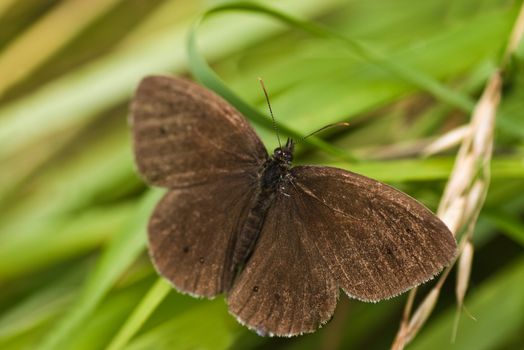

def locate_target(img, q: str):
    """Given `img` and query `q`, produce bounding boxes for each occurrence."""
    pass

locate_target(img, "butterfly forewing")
[227,193,339,337]
[131,76,268,188]
[290,165,457,301]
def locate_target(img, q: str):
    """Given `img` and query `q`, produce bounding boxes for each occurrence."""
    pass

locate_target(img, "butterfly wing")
[227,165,456,336]
[130,75,268,188]
[289,165,457,302]
[132,76,269,297]
[227,193,339,336]
[149,174,256,298]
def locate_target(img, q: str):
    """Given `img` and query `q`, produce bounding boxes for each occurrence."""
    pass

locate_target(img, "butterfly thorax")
[225,142,294,290]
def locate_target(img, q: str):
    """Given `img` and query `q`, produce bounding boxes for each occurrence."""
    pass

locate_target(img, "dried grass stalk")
[456,240,474,309]
[390,2,524,347]
[392,69,501,350]
[422,125,469,157]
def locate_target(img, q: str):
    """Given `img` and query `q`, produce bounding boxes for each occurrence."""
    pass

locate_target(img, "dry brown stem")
[391,2,524,347]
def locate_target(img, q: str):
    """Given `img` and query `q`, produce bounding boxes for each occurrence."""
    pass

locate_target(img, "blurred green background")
[0,0,523,349]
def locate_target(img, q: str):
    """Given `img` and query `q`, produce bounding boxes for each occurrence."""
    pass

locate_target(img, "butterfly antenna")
[258,77,282,148]
[296,122,350,145]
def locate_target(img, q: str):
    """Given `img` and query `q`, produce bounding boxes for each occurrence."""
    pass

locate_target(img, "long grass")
[0,0,523,349]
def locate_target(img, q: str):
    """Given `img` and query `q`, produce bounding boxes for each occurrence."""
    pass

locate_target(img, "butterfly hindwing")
[289,165,457,301]
[149,173,257,298]
[227,192,339,336]
[130,75,268,188]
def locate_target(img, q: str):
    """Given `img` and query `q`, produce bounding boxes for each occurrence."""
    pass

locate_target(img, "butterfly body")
[228,139,294,289]
[131,76,457,337]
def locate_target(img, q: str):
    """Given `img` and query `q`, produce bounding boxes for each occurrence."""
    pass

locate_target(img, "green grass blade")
[483,210,524,246]
[187,4,356,162]
[107,278,171,350]
[36,189,163,350]
[326,156,524,182]
[0,0,344,163]
[189,1,480,117]
[410,257,524,350]
[0,276,77,342]
[0,202,133,281]
[125,299,239,350]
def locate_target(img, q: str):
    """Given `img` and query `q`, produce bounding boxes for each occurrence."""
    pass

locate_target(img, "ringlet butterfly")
[130,76,456,337]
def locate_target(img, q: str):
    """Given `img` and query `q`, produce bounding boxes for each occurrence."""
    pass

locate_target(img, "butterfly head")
[273,138,294,164]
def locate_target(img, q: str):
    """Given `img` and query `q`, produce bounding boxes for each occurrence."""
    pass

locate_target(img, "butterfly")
[130,76,457,337]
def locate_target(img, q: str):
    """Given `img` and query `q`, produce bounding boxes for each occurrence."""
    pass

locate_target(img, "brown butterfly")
[130,76,456,337]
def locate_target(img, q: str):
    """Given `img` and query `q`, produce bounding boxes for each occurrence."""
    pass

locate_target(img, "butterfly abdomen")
[227,159,288,288]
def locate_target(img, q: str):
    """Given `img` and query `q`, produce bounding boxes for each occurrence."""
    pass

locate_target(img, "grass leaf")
[36,189,163,350]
